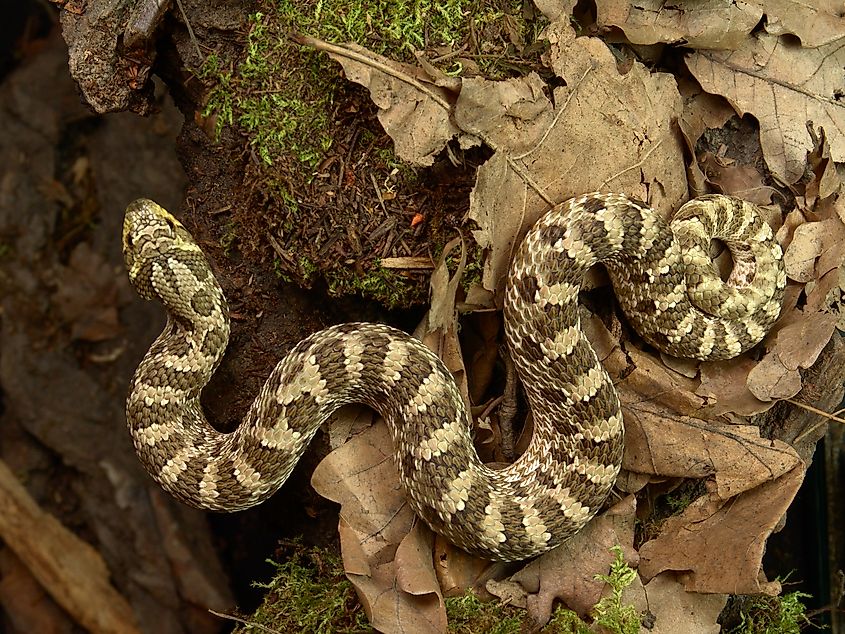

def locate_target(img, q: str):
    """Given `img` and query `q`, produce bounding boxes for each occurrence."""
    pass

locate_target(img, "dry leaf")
[678,79,737,153]
[433,540,502,599]
[418,237,472,408]
[746,310,839,401]
[613,346,707,417]
[805,126,842,203]
[622,399,800,498]
[486,496,637,622]
[635,572,728,634]
[294,35,463,166]
[532,0,577,23]
[595,0,762,49]
[783,220,840,282]
[463,18,687,296]
[696,356,772,416]
[698,152,772,205]
[638,464,804,594]
[686,32,845,183]
[311,412,446,633]
[427,237,466,333]
[751,0,845,48]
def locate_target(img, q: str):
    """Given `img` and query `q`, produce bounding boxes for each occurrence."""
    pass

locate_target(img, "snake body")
[123,194,784,561]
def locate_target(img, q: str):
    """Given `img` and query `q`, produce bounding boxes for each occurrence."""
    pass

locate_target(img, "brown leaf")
[638,464,804,594]
[783,221,829,282]
[678,79,737,154]
[744,353,802,401]
[595,0,762,49]
[746,310,839,401]
[613,347,706,417]
[486,496,637,622]
[686,32,845,183]
[622,400,801,498]
[294,35,464,167]
[698,151,773,205]
[427,237,465,333]
[696,356,773,416]
[635,572,727,634]
[805,126,842,203]
[311,412,446,633]
[433,539,503,599]
[463,18,686,297]
[751,0,845,48]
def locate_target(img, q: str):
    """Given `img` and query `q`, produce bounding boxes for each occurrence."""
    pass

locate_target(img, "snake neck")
[126,282,232,495]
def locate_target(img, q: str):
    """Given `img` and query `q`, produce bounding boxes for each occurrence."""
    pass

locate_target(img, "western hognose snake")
[123,194,785,561]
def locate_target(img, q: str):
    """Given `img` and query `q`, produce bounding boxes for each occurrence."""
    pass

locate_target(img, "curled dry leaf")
[594,0,762,49]
[678,79,737,153]
[696,356,773,416]
[686,32,845,184]
[805,126,841,203]
[311,412,446,633]
[638,464,804,594]
[783,220,840,282]
[418,235,471,409]
[486,495,637,622]
[612,346,706,417]
[293,35,464,167]
[621,400,800,499]
[697,152,772,205]
[746,310,839,401]
[751,0,845,48]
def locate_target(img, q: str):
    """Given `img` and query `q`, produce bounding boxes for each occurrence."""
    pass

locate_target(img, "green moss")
[592,545,641,634]
[220,220,240,255]
[445,593,604,633]
[234,544,649,633]
[327,262,421,308]
[726,591,814,634]
[200,0,546,169]
[545,606,592,633]
[200,1,472,169]
[298,255,318,279]
[233,547,369,633]
[445,593,524,633]
[663,478,706,515]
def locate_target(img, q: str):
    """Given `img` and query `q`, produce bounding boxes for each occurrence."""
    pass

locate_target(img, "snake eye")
[125,233,134,248]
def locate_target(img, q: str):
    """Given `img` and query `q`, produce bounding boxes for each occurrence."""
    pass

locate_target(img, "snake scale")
[123,193,785,561]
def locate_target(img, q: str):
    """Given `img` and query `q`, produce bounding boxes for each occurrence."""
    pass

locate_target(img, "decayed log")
[0,459,140,634]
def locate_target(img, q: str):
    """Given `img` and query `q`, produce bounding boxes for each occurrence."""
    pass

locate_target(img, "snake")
[122,193,785,561]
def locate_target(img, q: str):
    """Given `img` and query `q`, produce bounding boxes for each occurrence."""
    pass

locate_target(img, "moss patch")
[721,589,815,634]
[231,547,369,633]
[232,544,646,632]
[197,0,548,307]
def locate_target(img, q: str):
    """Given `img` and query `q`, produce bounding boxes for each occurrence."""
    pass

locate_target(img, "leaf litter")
[295,4,845,632]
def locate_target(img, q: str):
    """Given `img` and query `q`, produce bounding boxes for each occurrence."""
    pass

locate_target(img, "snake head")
[123,198,210,303]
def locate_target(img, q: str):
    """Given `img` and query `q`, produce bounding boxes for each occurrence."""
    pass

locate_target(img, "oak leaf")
[686,32,845,183]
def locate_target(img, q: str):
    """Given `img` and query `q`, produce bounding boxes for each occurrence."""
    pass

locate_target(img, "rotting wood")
[0,459,140,634]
